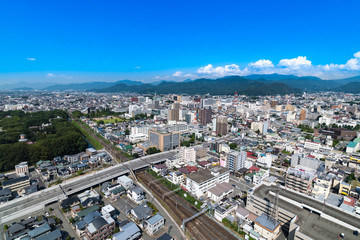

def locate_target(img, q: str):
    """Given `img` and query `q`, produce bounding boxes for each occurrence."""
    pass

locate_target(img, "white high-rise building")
[227,150,247,172]
[180,147,196,163]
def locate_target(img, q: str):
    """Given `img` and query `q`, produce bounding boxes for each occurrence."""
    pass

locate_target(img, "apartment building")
[227,150,247,172]
[185,166,230,198]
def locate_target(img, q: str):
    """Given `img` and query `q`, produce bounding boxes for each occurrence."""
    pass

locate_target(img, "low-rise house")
[117,175,134,189]
[102,204,117,217]
[61,196,80,210]
[167,171,184,185]
[130,202,152,222]
[0,188,13,203]
[145,214,165,235]
[235,206,250,221]
[113,222,141,240]
[128,185,146,204]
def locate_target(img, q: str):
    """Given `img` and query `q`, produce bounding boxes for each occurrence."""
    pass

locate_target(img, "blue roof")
[254,214,280,232]
[27,223,51,238]
[347,142,357,148]
[84,211,101,224]
[146,214,164,225]
[113,222,141,240]
[36,229,62,240]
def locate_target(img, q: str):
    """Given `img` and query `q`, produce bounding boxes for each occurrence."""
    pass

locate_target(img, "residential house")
[145,214,165,235]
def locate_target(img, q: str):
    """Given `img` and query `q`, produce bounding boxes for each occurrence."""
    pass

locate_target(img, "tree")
[229,142,237,150]
[4,224,8,230]
[132,153,139,158]
[125,129,130,135]
[146,147,161,155]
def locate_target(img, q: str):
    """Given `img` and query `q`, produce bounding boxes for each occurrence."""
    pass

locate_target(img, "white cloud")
[172,71,183,77]
[249,59,274,68]
[26,58,36,61]
[354,51,360,59]
[154,51,360,80]
[278,56,311,69]
[135,66,141,69]
[47,73,55,78]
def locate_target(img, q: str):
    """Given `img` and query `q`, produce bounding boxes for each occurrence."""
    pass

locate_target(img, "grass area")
[147,169,203,209]
[222,218,254,240]
[72,121,103,150]
[101,118,126,124]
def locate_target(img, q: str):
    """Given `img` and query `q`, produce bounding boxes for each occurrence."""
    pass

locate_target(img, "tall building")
[216,116,228,136]
[180,147,196,163]
[198,108,212,126]
[227,150,247,172]
[168,109,180,121]
[149,128,180,151]
[154,100,160,109]
[251,121,268,135]
[299,109,306,120]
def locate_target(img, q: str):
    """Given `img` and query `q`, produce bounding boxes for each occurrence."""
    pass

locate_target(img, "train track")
[137,171,238,240]
[68,111,130,162]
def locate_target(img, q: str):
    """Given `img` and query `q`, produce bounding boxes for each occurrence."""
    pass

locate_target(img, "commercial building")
[251,121,269,135]
[185,166,230,198]
[149,127,180,152]
[299,109,306,121]
[216,116,228,136]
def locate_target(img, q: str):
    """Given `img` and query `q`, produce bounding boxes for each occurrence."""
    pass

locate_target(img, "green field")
[72,121,103,150]
[99,118,126,124]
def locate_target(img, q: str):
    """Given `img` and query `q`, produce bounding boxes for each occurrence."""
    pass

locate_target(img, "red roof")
[249,166,260,172]
[198,161,209,167]
[307,155,315,158]
[343,196,357,207]
[186,166,198,172]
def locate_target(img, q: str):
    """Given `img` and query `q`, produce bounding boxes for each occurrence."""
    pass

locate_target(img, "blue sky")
[0,0,360,84]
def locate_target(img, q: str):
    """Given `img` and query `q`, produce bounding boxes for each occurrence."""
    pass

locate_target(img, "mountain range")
[2,74,360,95]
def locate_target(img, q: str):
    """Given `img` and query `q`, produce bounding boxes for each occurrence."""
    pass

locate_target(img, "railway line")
[137,170,238,240]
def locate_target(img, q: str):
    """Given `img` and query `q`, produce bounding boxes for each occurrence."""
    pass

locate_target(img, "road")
[0,151,177,225]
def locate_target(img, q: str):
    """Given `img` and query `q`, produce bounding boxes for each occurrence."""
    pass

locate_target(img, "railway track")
[137,171,238,240]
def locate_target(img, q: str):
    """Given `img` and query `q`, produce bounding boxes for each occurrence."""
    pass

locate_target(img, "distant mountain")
[93,76,301,95]
[43,80,142,91]
[12,87,34,91]
[243,74,341,91]
[332,82,360,93]
[332,75,360,85]
[0,81,56,90]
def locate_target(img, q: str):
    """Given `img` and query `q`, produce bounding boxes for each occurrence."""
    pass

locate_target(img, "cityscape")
[1,1,360,240]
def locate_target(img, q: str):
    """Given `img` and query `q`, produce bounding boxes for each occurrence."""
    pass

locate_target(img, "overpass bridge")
[0,151,177,224]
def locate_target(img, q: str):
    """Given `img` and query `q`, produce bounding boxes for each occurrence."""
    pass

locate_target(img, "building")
[227,150,247,172]
[2,176,30,192]
[185,166,230,198]
[15,162,29,176]
[251,121,268,135]
[180,147,196,163]
[207,182,233,202]
[291,154,321,170]
[286,167,315,194]
[113,222,141,240]
[339,181,351,196]
[117,175,134,189]
[299,109,306,121]
[216,116,228,136]
[198,108,212,126]
[149,127,180,152]
[168,109,180,121]
[85,214,115,240]
[253,214,281,240]
[145,214,165,235]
